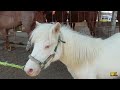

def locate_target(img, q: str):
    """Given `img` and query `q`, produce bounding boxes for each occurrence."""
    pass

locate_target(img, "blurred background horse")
[44,11,68,24]
[68,11,98,36]
[0,11,46,50]
[44,11,98,37]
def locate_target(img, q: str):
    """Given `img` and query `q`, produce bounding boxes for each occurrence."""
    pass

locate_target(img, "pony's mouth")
[24,69,41,77]
[26,73,38,77]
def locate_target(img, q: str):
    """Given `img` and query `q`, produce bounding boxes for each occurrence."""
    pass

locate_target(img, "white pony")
[24,21,120,79]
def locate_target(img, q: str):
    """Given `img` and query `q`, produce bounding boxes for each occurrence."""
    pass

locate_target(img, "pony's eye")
[45,45,50,49]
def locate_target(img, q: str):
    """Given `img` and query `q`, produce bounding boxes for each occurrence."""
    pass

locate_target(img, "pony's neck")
[59,26,103,69]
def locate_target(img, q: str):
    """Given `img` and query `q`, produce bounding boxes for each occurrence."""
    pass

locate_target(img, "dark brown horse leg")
[119,23,120,32]
[69,22,72,28]
[63,22,67,25]
[92,22,96,37]
[91,29,96,37]
[3,29,11,50]
[73,23,75,30]
[90,27,96,37]
[69,22,76,31]
[87,22,96,37]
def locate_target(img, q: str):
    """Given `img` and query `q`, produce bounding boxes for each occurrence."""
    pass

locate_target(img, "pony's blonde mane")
[60,25,103,67]
[29,23,53,45]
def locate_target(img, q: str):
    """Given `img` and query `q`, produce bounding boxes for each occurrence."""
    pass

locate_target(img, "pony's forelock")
[29,23,55,45]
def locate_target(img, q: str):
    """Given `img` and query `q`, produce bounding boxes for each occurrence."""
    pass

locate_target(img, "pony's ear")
[49,22,61,42]
[52,22,61,34]
[35,21,41,27]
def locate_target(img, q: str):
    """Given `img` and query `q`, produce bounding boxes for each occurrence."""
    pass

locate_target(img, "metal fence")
[45,11,119,39]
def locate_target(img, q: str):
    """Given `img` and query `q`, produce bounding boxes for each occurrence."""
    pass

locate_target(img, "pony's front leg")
[74,72,97,79]
[76,68,97,79]
[76,73,97,79]
[68,67,97,79]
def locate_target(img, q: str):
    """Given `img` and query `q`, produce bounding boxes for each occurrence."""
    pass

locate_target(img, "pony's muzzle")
[24,67,41,77]
[26,68,33,75]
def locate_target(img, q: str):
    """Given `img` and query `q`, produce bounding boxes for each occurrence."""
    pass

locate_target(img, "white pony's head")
[24,21,64,77]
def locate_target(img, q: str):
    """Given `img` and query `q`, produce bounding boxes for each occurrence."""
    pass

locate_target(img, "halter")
[28,35,66,70]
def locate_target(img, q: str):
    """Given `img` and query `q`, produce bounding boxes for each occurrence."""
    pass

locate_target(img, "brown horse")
[0,11,45,50]
[44,11,98,36]
[43,11,55,22]
[53,11,68,24]
[68,11,98,36]
[31,11,46,30]
[44,11,68,24]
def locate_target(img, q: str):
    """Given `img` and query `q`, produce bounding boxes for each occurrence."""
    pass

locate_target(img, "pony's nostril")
[28,68,33,73]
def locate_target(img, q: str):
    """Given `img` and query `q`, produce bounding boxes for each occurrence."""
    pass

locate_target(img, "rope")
[0,61,24,70]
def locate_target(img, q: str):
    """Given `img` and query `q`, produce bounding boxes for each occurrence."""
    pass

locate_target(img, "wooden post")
[111,11,118,35]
